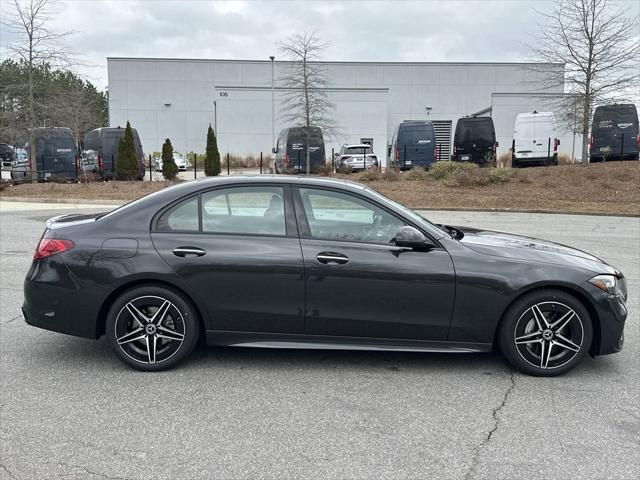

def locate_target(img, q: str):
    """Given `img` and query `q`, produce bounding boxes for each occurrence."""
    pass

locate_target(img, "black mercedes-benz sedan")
[23,176,627,375]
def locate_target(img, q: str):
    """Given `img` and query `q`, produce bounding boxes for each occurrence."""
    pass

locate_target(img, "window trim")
[292,185,443,248]
[151,183,295,238]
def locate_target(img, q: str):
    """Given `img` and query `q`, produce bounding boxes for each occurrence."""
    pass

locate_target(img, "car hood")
[456,226,619,275]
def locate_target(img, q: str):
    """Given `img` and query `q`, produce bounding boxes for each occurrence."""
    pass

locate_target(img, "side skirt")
[205,330,491,353]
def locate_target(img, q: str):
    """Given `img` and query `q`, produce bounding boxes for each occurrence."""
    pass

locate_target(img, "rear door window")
[201,186,286,236]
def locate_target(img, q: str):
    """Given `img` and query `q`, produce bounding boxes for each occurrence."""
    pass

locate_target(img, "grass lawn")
[1,162,638,216]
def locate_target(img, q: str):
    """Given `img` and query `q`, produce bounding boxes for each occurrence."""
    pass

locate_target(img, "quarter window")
[156,196,199,232]
[299,188,405,244]
[201,186,286,236]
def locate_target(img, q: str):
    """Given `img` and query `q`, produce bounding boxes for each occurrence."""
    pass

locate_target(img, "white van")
[512,111,559,167]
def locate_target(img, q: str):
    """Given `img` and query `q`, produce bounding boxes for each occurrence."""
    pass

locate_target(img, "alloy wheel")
[513,301,584,370]
[114,295,186,365]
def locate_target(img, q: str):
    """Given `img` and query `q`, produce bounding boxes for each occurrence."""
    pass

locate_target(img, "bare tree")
[279,31,338,173]
[528,0,640,163]
[3,0,73,181]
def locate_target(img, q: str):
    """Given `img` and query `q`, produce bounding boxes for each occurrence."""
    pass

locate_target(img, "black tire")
[498,289,593,377]
[106,285,200,371]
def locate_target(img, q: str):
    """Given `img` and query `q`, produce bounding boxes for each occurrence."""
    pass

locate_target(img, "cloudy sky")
[1,0,639,90]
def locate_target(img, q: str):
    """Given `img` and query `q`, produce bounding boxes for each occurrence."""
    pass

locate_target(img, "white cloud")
[2,0,638,91]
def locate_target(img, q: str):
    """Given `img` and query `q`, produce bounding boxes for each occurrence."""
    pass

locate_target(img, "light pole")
[213,100,218,140]
[270,56,275,152]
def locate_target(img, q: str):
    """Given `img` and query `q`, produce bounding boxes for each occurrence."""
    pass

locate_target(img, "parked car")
[154,153,190,172]
[273,126,326,173]
[590,104,640,162]
[82,127,145,180]
[80,149,98,175]
[512,112,559,168]
[23,176,627,375]
[452,116,497,165]
[389,121,437,170]
[335,144,379,171]
[0,143,16,168]
[12,128,78,181]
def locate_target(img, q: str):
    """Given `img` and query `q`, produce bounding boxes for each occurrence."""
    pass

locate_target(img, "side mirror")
[556,139,560,146]
[395,226,436,249]
[272,147,277,154]
[495,141,499,148]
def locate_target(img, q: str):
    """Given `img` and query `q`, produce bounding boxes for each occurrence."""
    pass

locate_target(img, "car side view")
[23,177,627,375]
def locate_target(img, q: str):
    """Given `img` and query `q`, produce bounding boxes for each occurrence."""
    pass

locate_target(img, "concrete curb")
[1,196,637,218]
[0,196,123,206]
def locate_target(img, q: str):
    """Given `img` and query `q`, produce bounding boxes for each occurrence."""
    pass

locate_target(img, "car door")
[293,186,455,341]
[151,184,305,334]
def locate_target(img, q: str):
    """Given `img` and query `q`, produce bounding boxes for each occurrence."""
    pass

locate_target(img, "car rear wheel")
[106,285,200,371]
[498,289,592,376]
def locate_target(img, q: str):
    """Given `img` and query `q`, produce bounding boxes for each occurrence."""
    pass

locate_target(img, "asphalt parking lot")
[0,204,638,479]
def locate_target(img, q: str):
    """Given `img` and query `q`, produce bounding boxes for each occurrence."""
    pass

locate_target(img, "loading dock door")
[432,121,452,161]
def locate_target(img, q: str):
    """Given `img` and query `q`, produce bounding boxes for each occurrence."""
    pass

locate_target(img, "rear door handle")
[172,247,206,257]
[316,252,349,265]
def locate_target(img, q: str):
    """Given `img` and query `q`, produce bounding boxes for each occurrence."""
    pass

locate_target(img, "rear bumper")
[23,260,102,339]
[513,154,557,165]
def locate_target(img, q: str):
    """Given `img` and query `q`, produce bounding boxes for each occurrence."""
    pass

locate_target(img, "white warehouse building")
[107,58,580,165]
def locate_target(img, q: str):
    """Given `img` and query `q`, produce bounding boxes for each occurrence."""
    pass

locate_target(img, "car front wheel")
[106,285,200,371]
[498,289,593,376]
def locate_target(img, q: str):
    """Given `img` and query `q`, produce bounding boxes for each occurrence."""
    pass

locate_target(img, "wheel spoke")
[126,303,149,326]
[157,326,184,342]
[554,334,581,352]
[515,330,543,344]
[550,309,575,332]
[540,341,553,369]
[117,328,145,345]
[532,304,550,330]
[150,300,171,326]
[146,335,157,364]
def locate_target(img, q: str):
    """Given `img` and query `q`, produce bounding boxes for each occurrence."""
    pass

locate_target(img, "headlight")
[589,274,624,297]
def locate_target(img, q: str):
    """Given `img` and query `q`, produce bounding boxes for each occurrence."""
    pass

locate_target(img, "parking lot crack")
[56,463,132,480]
[0,463,19,479]
[1,315,22,325]
[463,371,516,480]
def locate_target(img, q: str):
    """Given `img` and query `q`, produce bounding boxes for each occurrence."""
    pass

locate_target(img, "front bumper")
[585,282,627,355]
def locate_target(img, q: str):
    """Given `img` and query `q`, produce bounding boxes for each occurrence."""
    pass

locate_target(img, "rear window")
[345,146,373,155]
[594,106,639,130]
[456,119,494,142]
[101,134,122,157]
[398,125,433,146]
[516,120,535,139]
[36,131,76,157]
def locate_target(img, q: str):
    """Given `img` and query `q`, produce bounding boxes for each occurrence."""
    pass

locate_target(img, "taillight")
[98,155,104,169]
[553,138,559,152]
[394,147,399,161]
[34,238,75,260]
[284,154,289,167]
[636,133,640,146]
[589,136,593,149]
[434,144,438,160]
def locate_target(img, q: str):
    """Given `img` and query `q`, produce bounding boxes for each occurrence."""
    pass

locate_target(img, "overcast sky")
[1,0,639,90]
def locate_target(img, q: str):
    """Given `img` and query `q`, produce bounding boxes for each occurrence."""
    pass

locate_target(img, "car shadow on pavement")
[28,332,619,378]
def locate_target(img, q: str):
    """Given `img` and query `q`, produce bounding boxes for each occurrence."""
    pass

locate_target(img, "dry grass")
[2,162,639,216]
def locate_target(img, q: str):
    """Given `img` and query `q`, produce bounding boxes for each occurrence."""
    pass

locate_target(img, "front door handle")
[316,252,349,265]
[172,247,206,257]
